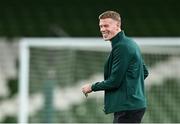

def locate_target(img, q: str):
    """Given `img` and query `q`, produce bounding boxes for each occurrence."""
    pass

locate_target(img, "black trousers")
[113,108,146,123]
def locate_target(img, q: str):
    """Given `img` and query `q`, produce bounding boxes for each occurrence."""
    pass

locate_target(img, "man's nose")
[100,27,105,32]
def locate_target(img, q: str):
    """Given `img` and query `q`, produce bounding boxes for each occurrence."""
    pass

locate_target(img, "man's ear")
[117,22,121,28]
[116,23,121,31]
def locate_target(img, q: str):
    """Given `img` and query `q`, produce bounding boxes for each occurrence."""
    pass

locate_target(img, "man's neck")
[109,29,122,42]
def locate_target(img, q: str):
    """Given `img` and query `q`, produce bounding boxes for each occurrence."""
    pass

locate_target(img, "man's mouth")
[102,32,108,37]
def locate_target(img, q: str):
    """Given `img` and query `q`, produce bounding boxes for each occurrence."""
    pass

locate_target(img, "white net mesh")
[19,38,180,123]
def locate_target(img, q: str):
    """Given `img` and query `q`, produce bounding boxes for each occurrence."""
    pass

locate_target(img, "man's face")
[99,18,120,41]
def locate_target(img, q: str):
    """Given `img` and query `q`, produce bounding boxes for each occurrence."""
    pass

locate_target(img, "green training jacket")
[91,31,149,114]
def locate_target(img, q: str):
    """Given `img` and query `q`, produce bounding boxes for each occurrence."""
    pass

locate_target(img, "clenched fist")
[82,84,92,97]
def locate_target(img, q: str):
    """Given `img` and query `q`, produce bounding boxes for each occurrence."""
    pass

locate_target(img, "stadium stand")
[0,40,18,97]
[0,0,179,37]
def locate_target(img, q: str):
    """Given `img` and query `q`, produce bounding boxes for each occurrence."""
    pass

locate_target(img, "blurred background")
[0,0,180,123]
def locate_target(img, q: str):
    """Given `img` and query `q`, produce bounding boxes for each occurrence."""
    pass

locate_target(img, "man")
[82,10,149,123]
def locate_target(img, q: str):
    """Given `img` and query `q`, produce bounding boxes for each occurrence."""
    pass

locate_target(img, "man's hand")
[82,84,92,97]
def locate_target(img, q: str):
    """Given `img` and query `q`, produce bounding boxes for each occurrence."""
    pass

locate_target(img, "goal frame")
[18,37,180,123]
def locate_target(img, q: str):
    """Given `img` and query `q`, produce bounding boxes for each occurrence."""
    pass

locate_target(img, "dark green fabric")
[91,31,149,114]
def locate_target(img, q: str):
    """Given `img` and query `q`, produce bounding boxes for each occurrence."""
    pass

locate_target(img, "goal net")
[19,38,180,123]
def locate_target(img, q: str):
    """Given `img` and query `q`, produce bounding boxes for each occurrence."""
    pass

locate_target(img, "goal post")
[19,37,180,123]
[18,38,111,123]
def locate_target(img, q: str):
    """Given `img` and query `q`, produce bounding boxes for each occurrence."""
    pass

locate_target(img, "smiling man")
[82,10,149,123]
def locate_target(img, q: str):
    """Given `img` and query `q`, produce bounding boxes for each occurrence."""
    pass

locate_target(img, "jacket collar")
[110,31,125,48]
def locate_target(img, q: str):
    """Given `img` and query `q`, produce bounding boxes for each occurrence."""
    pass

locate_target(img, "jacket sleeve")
[143,62,149,79]
[91,44,130,91]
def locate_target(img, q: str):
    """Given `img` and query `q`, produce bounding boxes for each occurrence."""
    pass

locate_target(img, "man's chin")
[103,37,110,41]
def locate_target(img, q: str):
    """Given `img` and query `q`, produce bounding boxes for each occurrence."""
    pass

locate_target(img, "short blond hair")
[99,10,121,22]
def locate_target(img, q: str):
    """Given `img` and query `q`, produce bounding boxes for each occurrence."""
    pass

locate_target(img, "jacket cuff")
[91,83,97,91]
